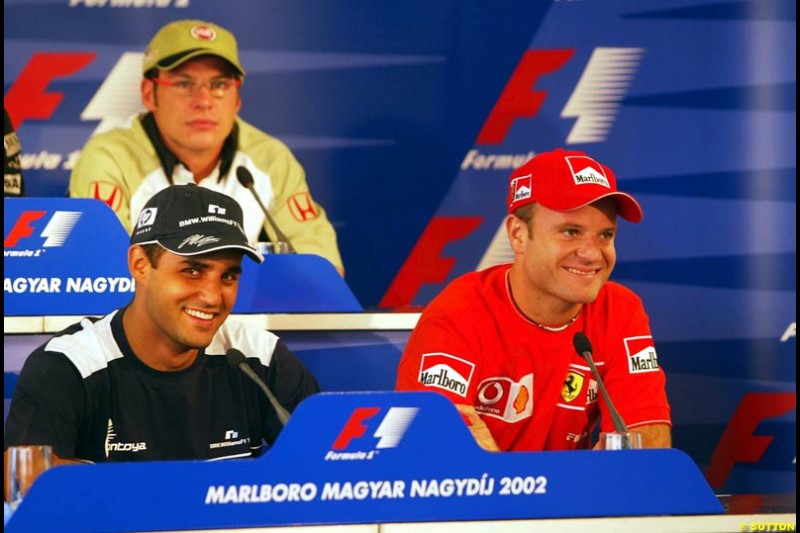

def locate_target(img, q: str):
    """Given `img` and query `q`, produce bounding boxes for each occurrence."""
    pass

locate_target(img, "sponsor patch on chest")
[475,373,533,423]
[561,371,585,402]
[417,352,476,397]
[624,336,660,373]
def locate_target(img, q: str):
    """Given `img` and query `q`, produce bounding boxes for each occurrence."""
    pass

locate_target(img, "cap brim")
[601,192,643,223]
[153,49,246,77]
[554,191,644,223]
[136,239,264,263]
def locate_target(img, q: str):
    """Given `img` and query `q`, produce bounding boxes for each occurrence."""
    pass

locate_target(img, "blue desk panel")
[4,198,362,315]
[6,392,722,532]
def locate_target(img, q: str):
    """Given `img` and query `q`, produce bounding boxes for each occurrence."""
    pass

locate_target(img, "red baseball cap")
[507,149,643,223]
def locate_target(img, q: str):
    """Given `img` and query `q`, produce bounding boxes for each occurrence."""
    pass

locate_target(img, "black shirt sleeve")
[256,339,320,444]
[4,350,86,459]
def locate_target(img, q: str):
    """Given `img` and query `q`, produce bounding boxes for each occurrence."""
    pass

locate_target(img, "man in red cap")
[396,149,671,451]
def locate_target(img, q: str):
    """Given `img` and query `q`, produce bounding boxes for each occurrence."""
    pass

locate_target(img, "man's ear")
[128,245,151,283]
[506,214,529,255]
[141,78,156,112]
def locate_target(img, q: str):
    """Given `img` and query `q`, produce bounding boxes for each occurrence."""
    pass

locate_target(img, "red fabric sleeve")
[598,302,672,431]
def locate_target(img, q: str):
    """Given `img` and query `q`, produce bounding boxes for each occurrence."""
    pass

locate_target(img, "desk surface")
[134,496,798,532]
[719,493,796,514]
[380,512,797,533]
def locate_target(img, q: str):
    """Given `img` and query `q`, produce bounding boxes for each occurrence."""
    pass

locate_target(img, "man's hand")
[456,404,501,452]
[636,423,672,448]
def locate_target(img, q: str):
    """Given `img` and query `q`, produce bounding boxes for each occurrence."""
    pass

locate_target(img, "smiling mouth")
[565,266,600,276]
[185,308,214,320]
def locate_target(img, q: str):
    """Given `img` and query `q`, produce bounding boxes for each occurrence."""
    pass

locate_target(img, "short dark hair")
[513,204,536,237]
[140,243,166,267]
[143,56,241,82]
[513,204,534,224]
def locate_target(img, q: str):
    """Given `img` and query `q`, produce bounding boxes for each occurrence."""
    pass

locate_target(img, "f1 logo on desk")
[4,210,82,252]
[326,407,418,461]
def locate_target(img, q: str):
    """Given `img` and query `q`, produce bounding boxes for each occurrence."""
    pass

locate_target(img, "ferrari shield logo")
[561,371,584,402]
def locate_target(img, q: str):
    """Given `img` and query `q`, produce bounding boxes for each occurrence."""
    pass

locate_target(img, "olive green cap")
[142,19,245,77]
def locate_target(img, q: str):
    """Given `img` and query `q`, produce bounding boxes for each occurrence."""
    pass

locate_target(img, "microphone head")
[573,332,592,357]
[225,348,247,368]
[235,166,255,188]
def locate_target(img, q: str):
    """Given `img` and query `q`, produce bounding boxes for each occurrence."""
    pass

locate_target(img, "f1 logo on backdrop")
[383,48,645,310]
[4,211,82,251]
[326,407,418,461]
[5,53,96,128]
[477,47,645,146]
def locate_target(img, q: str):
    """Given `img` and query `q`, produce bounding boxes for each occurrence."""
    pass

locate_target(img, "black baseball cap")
[130,185,263,263]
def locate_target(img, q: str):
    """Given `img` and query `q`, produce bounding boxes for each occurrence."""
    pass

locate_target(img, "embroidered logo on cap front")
[510,174,532,202]
[190,24,217,41]
[565,155,610,188]
[178,234,221,249]
[136,207,158,229]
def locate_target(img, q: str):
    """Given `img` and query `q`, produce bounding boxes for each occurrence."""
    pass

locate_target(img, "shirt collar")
[140,112,239,183]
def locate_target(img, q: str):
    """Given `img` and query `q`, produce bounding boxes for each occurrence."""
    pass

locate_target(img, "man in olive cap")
[69,19,344,274]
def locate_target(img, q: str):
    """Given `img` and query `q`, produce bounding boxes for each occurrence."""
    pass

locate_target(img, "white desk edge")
[4,313,422,335]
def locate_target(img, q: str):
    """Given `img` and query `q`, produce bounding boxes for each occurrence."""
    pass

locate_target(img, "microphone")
[572,332,629,435]
[235,166,296,253]
[225,348,291,427]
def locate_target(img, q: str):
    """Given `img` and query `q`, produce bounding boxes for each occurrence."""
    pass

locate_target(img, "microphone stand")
[235,166,296,254]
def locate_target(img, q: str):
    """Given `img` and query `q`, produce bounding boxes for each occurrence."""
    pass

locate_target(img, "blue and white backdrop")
[4,0,795,494]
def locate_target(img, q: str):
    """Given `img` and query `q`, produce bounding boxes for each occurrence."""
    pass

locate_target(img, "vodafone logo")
[475,374,533,423]
[326,407,418,461]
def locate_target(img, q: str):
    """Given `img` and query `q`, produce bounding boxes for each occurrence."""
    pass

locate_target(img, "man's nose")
[191,84,215,106]
[576,239,602,261]
[198,278,224,306]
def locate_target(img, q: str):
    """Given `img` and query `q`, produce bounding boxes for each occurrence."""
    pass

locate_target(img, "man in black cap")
[4,185,319,463]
